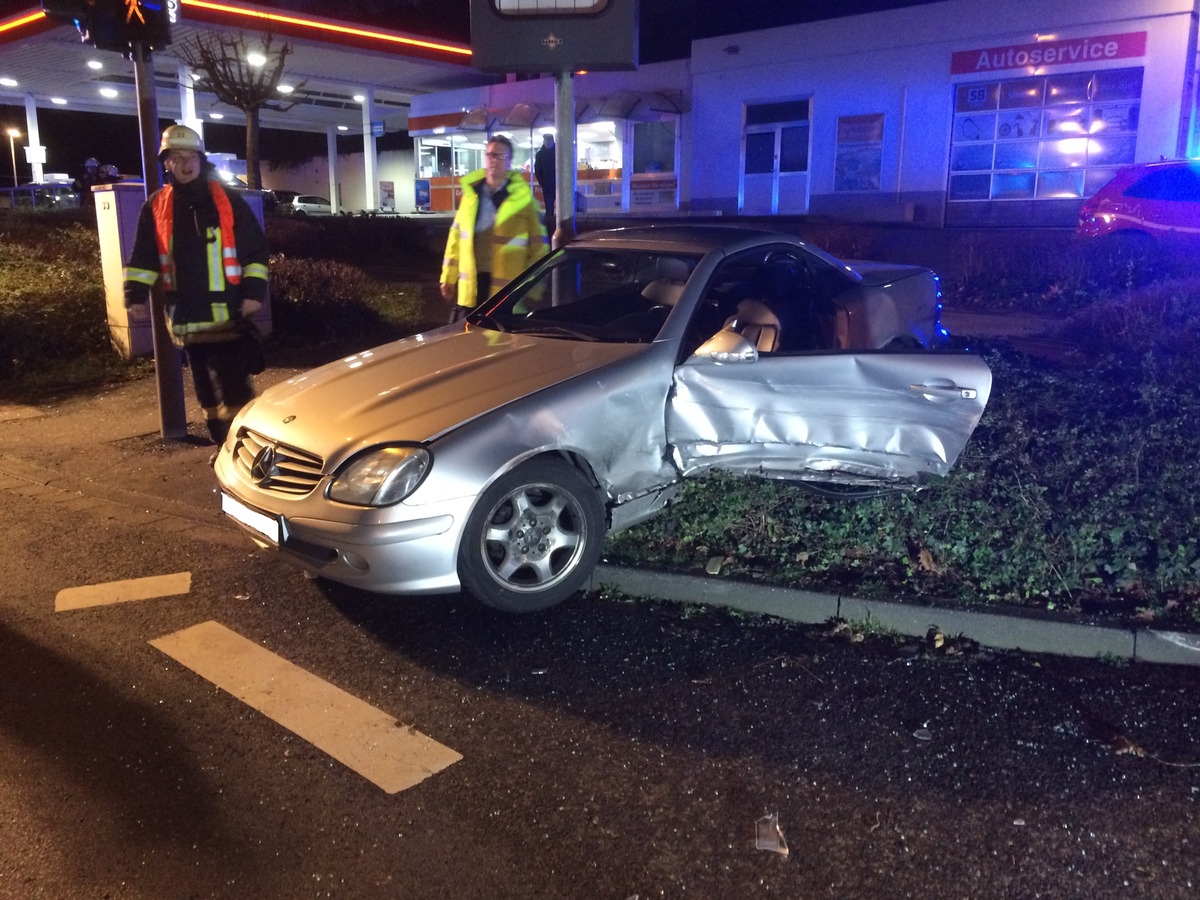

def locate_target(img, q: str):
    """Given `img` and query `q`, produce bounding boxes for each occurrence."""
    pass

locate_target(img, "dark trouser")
[185,339,255,444]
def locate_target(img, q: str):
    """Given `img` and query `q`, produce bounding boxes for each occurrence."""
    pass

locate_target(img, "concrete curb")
[593,564,1200,668]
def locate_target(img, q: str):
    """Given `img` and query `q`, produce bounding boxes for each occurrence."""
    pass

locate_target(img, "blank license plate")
[221,492,281,545]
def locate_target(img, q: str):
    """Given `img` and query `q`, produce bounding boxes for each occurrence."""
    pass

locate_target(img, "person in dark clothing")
[73,158,102,208]
[533,133,556,223]
[122,125,269,446]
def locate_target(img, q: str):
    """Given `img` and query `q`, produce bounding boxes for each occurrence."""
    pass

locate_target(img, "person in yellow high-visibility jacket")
[440,136,548,323]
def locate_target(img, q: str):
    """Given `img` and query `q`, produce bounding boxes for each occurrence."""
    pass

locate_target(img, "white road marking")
[149,620,462,793]
[55,572,193,611]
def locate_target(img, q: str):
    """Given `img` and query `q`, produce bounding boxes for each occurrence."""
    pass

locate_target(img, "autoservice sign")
[951,32,1147,75]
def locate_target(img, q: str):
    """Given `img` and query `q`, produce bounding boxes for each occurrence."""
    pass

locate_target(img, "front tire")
[458,459,605,613]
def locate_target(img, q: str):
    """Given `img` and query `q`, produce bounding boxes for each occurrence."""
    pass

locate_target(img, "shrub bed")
[606,275,1200,628]
[0,215,118,392]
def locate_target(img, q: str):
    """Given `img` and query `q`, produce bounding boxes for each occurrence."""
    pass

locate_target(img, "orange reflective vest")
[150,180,242,291]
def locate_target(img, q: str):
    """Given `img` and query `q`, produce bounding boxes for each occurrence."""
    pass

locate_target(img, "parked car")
[216,225,992,613]
[1077,159,1200,243]
[290,194,332,216]
[263,189,300,216]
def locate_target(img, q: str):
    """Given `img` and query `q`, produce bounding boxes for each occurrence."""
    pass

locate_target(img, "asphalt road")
[2,374,1200,898]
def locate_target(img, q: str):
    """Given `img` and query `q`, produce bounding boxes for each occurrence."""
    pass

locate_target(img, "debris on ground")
[755,812,789,857]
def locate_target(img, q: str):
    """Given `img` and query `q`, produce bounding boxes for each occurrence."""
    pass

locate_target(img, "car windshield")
[472,248,702,343]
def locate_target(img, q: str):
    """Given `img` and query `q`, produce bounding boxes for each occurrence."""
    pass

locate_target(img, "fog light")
[341,550,369,572]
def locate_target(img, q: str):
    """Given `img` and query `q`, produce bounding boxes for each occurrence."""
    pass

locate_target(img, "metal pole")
[6,130,17,187]
[552,70,576,250]
[133,41,188,441]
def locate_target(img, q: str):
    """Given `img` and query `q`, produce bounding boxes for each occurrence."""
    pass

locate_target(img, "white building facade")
[689,0,1198,226]
[409,0,1197,227]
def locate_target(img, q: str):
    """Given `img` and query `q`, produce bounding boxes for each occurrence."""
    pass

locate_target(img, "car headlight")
[328,446,431,506]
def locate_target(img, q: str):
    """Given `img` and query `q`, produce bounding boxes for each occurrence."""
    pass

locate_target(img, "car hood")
[842,260,929,286]
[242,327,644,457]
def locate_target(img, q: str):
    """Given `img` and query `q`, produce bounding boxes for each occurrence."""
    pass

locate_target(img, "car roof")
[568,224,851,271]
[1111,159,1200,180]
[572,224,803,253]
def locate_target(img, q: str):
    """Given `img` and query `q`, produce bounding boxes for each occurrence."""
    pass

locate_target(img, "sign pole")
[552,70,576,250]
[133,40,188,440]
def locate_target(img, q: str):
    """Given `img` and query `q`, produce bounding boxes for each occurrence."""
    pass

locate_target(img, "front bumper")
[220,487,466,596]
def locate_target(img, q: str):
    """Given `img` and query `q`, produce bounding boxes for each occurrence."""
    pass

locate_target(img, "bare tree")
[173,32,301,189]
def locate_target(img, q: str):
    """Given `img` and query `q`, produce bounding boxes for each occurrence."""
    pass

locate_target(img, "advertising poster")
[834,113,884,192]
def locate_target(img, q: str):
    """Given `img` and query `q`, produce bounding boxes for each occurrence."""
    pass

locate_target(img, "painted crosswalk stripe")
[55,572,192,611]
[149,620,462,793]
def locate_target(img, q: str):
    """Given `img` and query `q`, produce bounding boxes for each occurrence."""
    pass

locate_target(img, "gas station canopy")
[0,1,498,135]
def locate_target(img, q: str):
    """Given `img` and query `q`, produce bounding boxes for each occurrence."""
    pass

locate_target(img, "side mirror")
[691,328,758,364]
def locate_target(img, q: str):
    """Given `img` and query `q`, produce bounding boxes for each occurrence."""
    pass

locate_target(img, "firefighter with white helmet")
[158,124,206,158]
[123,124,269,446]
[73,157,103,207]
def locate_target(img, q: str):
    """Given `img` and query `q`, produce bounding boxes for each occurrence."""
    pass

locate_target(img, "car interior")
[492,247,849,354]
[693,250,842,355]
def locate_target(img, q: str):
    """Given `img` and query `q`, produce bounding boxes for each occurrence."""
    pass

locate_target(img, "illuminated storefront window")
[948,66,1142,202]
[413,109,678,213]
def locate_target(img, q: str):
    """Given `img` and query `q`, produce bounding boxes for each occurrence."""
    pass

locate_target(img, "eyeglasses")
[167,152,200,164]
[484,152,510,161]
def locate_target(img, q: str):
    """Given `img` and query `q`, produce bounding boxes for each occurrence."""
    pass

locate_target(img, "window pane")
[1085,167,1122,195]
[744,132,775,175]
[1088,134,1137,167]
[1039,138,1089,169]
[746,100,809,126]
[1093,67,1143,102]
[997,109,1040,139]
[994,141,1038,169]
[948,173,991,200]
[999,78,1043,108]
[1091,103,1138,135]
[992,172,1036,199]
[493,0,608,13]
[779,124,809,172]
[951,143,993,172]
[955,82,998,113]
[632,121,675,175]
[954,113,995,142]
[1037,169,1084,199]
[1045,107,1087,137]
[1125,167,1200,201]
[1045,73,1091,106]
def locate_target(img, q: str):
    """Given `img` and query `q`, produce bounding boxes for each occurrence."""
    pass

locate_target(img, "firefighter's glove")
[241,299,262,318]
[126,302,150,322]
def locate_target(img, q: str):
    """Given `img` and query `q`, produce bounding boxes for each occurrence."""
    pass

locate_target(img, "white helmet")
[158,124,205,159]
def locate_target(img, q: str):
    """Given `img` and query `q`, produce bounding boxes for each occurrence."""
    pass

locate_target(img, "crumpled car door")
[665,333,992,486]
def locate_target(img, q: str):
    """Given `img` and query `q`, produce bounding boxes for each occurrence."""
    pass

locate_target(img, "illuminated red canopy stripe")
[0,10,56,45]
[0,4,472,63]
[181,1,473,64]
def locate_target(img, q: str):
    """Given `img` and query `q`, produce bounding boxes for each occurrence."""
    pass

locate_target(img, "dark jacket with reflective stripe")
[124,175,269,345]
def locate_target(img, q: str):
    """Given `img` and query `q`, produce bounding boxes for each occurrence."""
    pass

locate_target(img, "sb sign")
[469,0,638,73]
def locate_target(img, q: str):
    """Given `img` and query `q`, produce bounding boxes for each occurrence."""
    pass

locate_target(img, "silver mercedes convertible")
[216,225,991,612]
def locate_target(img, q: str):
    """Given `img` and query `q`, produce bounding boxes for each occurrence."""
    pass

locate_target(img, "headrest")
[655,257,692,283]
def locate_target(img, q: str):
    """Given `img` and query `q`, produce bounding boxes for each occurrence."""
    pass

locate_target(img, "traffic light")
[42,0,172,56]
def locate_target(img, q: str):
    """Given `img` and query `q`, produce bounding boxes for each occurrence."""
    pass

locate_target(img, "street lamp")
[5,128,19,188]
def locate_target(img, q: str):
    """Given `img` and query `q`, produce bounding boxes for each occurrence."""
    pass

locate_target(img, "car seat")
[641,257,693,307]
[725,299,780,352]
